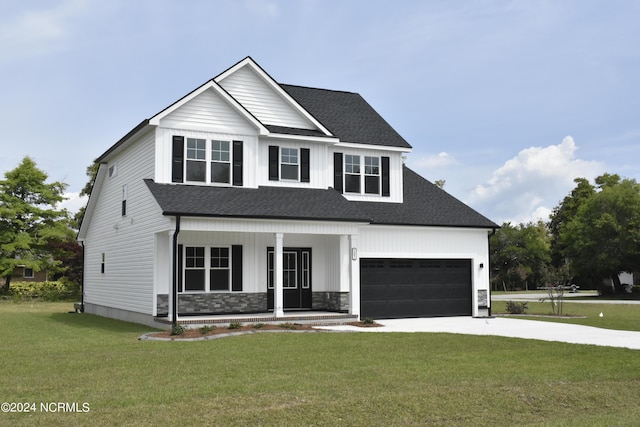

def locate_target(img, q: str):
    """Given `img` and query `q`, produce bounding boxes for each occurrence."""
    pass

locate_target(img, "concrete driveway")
[321,316,640,350]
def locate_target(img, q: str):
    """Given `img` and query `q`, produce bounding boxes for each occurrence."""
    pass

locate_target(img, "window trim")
[280,147,299,181]
[183,138,234,185]
[181,245,233,293]
[344,154,381,195]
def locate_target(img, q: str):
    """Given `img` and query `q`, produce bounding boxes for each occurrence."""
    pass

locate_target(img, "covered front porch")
[154,216,365,324]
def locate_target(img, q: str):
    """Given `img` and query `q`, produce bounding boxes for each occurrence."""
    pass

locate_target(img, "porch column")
[274,233,284,317]
[349,234,360,318]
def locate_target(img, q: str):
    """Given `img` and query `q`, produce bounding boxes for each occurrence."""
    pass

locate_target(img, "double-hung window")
[184,138,233,184]
[345,155,361,193]
[344,155,380,195]
[183,246,231,292]
[186,138,206,182]
[280,148,299,180]
[211,140,231,184]
[364,156,380,194]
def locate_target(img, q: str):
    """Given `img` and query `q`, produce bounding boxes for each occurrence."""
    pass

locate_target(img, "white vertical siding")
[160,88,257,134]
[219,66,315,129]
[83,130,171,315]
[257,138,329,189]
[328,146,404,203]
[176,231,341,294]
[155,128,259,188]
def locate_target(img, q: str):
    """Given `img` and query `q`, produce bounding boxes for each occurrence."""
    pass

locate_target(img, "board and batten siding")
[155,128,259,187]
[219,66,315,129]
[328,146,404,203]
[175,231,343,294]
[159,87,257,134]
[257,138,329,189]
[83,130,171,316]
[358,225,492,304]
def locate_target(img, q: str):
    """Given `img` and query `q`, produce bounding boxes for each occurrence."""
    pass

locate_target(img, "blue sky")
[2,0,639,224]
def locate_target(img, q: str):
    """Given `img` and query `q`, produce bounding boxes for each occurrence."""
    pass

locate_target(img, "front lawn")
[493,300,640,332]
[1,301,639,426]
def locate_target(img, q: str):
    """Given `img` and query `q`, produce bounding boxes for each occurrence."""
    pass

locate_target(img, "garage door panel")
[360,258,471,319]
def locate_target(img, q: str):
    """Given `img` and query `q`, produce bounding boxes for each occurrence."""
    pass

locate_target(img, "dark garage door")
[360,259,472,319]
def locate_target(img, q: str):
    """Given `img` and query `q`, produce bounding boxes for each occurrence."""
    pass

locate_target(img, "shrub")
[361,317,375,325]
[199,326,214,335]
[3,281,81,301]
[252,323,265,329]
[505,301,528,314]
[170,324,185,336]
[228,322,243,330]
[278,322,298,330]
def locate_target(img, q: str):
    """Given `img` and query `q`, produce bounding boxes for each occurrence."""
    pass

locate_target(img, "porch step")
[155,312,358,327]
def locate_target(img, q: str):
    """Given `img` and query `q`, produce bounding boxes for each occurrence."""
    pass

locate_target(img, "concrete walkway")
[320,316,640,350]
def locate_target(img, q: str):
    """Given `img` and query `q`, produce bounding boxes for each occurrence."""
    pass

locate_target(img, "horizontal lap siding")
[160,88,256,134]
[84,130,170,315]
[220,67,315,129]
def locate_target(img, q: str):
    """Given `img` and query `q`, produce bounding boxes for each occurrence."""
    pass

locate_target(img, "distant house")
[11,266,48,282]
[78,57,498,328]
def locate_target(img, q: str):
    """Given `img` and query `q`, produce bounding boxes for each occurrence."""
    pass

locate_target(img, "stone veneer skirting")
[157,291,349,316]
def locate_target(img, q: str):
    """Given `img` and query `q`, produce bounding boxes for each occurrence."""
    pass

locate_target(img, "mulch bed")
[146,321,383,340]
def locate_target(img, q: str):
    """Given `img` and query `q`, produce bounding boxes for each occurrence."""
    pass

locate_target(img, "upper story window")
[345,155,380,195]
[186,138,207,182]
[334,152,390,197]
[345,155,361,193]
[269,146,310,183]
[211,140,231,184]
[280,148,299,180]
[172,136,242,186]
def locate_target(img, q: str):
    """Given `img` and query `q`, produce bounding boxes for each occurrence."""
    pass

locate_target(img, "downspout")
[172,215,181,329]
[80,241,85,312]
[487,228,498,317]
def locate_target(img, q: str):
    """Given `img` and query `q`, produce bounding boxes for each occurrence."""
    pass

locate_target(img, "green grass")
[493,300,640,332]
[2,301,640,426]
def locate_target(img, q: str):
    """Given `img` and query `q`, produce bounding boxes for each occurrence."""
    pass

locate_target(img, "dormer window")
[280,148,299,180]
[334,152,390,197]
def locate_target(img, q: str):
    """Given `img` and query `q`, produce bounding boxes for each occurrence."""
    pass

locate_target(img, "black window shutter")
[232,140,243,186]
[232,245,243,291]
[177,244,184,293]
[333,152,343,193]
[381,156,390,197]
[268,146,279,181]
[172,136,184,183]
[300,148,310,183]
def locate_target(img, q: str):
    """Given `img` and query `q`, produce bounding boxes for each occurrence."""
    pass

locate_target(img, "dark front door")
[267,248,312,310]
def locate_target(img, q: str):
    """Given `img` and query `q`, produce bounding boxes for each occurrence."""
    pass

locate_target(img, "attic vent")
[108,164,118,178]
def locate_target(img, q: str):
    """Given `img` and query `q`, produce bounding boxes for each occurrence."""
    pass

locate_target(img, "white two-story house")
[78,57,498,328]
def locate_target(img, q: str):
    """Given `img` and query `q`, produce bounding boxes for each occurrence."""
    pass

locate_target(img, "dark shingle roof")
[354,167,498,228]
[280,84,412,149]
[144,180,371,222]
[144,167,497,229]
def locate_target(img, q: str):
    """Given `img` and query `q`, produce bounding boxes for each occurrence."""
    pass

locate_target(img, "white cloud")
[59,192,88,215]
[467,136,605,224]
[0,0,88,61]
[412,152,458,169]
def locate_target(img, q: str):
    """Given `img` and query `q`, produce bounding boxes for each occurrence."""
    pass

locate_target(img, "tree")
[559,175,640,293]
[548,177,595,267]
[490,221,551,291]
[0,157,73,291]
[72,162,99,230]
